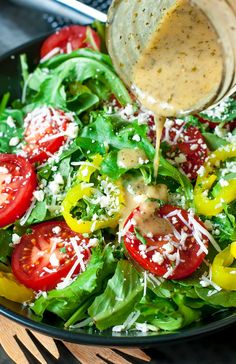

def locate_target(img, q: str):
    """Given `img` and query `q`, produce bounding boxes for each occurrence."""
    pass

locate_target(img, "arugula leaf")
[184,115,206,133]
[0,109,24,153]
[67,93,99,114]
[88,260,143,330]
[28,56,131,110]
[91,21,107,53]
[79,113,155,178]
[32,246,116,320]
[0,230,12,263]
[195,287,236,307]
[0,92,10,115]
[134,228,147,245]
[26,201,47,226]
[199,97,236,123]
[211,206,236,247]
[203,132,228,151]
[20,54,29,84]
[136,295,183,331]
[158,156,193,205]
[40,48,112,70]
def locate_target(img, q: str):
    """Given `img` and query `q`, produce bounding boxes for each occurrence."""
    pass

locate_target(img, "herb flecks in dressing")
[134,201,173,237]
[132,0,224,117]
[120,178,168,226]
[117,148,148,169]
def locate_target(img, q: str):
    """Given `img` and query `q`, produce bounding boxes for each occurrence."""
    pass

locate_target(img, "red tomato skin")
[40,25,101,58]
[11,221,90,291]
[0,154,37,227]
[162,119,208,180]
[23,107,73,165]
[28,136,65,165]
[124,205,208,280]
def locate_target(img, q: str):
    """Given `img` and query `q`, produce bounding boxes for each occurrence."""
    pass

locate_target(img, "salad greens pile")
[0,23,236,335]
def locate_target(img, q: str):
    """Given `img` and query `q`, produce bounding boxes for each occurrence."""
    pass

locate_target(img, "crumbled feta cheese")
[54,173,64,184]
[163,242,174,254]
[49,252,60,267]
[33,190,45,202]
[219,179,229,187]
[174,153,187,164]
[9,137,20,146]
[152,251,164,265]
[12,234,21,245]
[52,226,61,234]
[0,167,9,174]
[132,134,141,142]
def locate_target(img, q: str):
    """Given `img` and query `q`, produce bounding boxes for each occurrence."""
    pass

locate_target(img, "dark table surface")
[0,1,235,363]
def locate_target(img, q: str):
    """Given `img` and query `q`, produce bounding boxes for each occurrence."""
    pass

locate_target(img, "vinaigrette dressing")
[131,0,224,177]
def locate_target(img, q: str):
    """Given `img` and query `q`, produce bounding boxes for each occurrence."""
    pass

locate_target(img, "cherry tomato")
[11,221,91,291]
[40,25,101,59]
[123,204,208,280]
[162,119,208,180]
[23,106,75,164]
[0,154,37,227]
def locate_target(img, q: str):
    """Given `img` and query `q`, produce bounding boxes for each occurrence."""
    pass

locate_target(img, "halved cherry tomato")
[11,221,91,291]
[0,154,37,227]
[161,119,208,180]
[123,203,208,280]
[23,106,75,164]
[40,25,101,59]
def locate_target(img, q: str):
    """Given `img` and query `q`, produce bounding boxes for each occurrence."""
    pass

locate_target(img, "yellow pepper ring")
[194,144,236,216]
[76,154,103,182]
[212,242,236,291]
[62,182,124,233]
[0,272,34,303]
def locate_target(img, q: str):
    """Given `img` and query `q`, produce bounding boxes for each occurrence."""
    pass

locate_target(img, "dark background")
[0,0,235,363]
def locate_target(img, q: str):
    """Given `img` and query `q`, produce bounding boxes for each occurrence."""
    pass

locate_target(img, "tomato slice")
[162,119,208,180]
[123,203,208,280]
[23,106,76,164]
[40,25,101,59]
[11,221,91,291]
[0,154,37,227]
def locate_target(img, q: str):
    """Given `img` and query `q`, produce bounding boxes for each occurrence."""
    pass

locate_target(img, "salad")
[0,23,236,334]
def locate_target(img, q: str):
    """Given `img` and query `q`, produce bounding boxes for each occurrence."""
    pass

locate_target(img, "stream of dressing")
[131,0,224,176]
[116,0,224,229]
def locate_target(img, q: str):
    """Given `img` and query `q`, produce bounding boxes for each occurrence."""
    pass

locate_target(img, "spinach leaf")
[88,260,143,330]
[32,246,116,320]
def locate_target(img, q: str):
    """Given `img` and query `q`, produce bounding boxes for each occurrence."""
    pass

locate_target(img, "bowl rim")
[0,35,236,347]
[1,304,236,346]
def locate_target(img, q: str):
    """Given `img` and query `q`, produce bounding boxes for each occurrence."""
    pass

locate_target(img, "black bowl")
[0,37,236,346]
